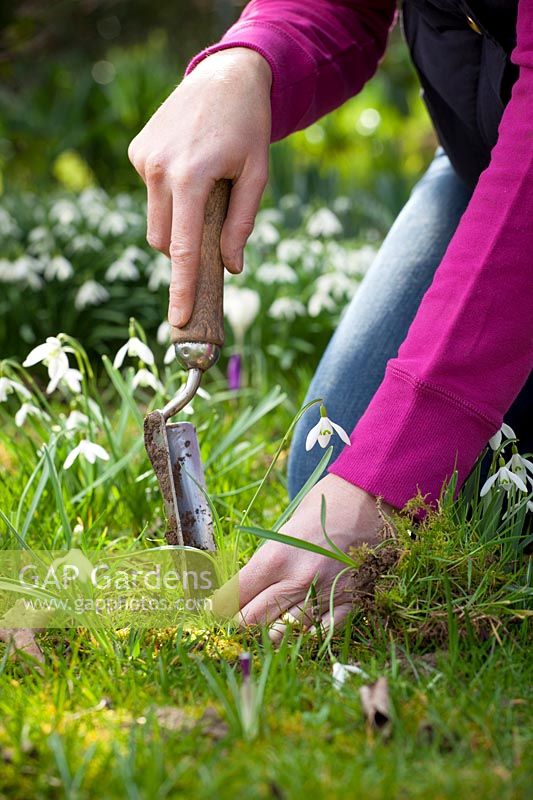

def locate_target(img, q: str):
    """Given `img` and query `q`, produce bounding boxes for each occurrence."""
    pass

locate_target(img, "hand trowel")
[144,180,231,550]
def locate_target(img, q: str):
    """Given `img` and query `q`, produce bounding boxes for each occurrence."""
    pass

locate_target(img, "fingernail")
[169,306,183,327]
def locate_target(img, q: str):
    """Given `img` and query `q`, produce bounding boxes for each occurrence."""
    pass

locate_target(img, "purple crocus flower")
[239,651,252,680]
[227,353,242,391]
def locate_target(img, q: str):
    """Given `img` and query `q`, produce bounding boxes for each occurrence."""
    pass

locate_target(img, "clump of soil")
[144,411,182,546]
[349,501,401,612]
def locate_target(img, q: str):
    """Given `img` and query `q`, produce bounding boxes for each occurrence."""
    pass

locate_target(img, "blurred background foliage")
[0,0,435,211]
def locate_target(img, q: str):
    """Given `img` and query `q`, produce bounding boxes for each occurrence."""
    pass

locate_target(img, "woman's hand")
[238,474,393,641]
[128,48,272,327]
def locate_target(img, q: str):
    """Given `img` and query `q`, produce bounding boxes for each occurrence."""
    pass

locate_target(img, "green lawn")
[0,338,531,799]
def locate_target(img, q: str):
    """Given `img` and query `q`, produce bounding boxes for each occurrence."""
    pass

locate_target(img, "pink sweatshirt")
[188,0,533,510]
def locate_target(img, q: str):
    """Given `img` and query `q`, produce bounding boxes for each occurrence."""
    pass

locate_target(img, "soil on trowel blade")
[144,411,181,546]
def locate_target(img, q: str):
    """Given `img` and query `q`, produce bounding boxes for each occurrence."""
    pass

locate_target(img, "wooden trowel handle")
[171,179,231,349]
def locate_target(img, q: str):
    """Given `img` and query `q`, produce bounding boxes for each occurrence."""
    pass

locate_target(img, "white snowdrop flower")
[15,403,50,428]
[528,500,533,514]
[224,285,260,342]
[7,256,40,283]
[279,193,302,212]
[333,196,352,215]
[44,256,74,282]
[50,199,79,227]
[306,208,343,238]
[343,245,377,277]
[28,226,55,256]
[164,344,175,365]
[256,208,284,226]
[332,662,369,690]
[316,272,356,301]
[0,377,31,402]
[0,208,20,237]
[132,368,163,393]
[268,298,306,321]
[248,221,280,248]
[105,258,140,282]
[305,405,351,451]
[488,423,516,450]
[147,254,171,291]
[87,398,104,423]
[122,245,148,264]
[256,262,298,284]
[480,460,528,498]
[99,211,127,237]
[26,270,44,291]
[67,234,104,255]
[276,239,305,263]
[79,187,108,207]
[308,291,337,318]
[65,410,89,431]
[507,452,533,487]
[113,336,155,369]
[75,280,109,310]
[63,439,110,470]
[157,320,172,345]
[23,336,70,394]
[59,368,83,394]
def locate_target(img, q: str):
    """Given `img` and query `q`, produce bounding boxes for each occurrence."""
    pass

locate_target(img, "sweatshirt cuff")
[328,364,499,511]
[185,22,316,141]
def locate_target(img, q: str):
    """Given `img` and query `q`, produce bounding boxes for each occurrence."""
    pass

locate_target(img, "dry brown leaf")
[359,676,392,733]
[0,628,44,671]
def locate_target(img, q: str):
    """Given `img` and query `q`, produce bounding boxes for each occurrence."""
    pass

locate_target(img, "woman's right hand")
[128,47,272,328]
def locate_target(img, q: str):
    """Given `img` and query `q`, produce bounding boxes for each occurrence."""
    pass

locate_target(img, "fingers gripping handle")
[171,179,231,349]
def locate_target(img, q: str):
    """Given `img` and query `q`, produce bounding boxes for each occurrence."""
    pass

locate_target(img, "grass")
[0,338,532,799]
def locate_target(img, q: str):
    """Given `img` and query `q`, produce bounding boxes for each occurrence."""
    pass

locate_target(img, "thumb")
[220,163,268,274]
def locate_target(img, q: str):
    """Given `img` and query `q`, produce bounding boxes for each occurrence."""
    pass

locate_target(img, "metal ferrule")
[174,341,221,372]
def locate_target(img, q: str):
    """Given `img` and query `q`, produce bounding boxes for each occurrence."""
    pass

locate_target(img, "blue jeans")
[288,149,533,498]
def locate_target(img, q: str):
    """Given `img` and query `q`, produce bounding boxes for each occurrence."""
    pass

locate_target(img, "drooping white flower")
[0,208,20,238]
[268,298,306,321]
[0,377,31,402]
[488,423,516,450]
[224,285,260,342]
[248,220,280,248]
[157,320,172,345]
[65,410,89,431]
[75,280,109,310]
[256,262,298,284]
[122,245,148,264]
[332,196,352,215]
[276,238,305,263]
[332,662,369,690]
[15,403,50,428]
[23,336,70,394]
[506,452,533,487]
[164,344,175,365]
[480,460,528,498]
[28,226,55,256]
[59,368,83,394]
[147,254,171,291]
[305,405,351,451]
[50,199,79,227]
[308,291,337,318]
[113,336,155,369]
[306,208,343,238]
[63,439,110,470]
[99,211,127,237]
[105,258,140,282]
[44,256,74,282]
[67,234,104,255]
[131,368,163,393]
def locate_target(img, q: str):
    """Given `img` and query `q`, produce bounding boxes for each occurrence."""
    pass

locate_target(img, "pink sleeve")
[330,0,533,509]
[186,0,396,141]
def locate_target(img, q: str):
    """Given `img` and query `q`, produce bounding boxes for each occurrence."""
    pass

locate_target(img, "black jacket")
[402,0,519,187]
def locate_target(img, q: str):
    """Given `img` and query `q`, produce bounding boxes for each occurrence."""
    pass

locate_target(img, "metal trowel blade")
[144,412,215,550]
